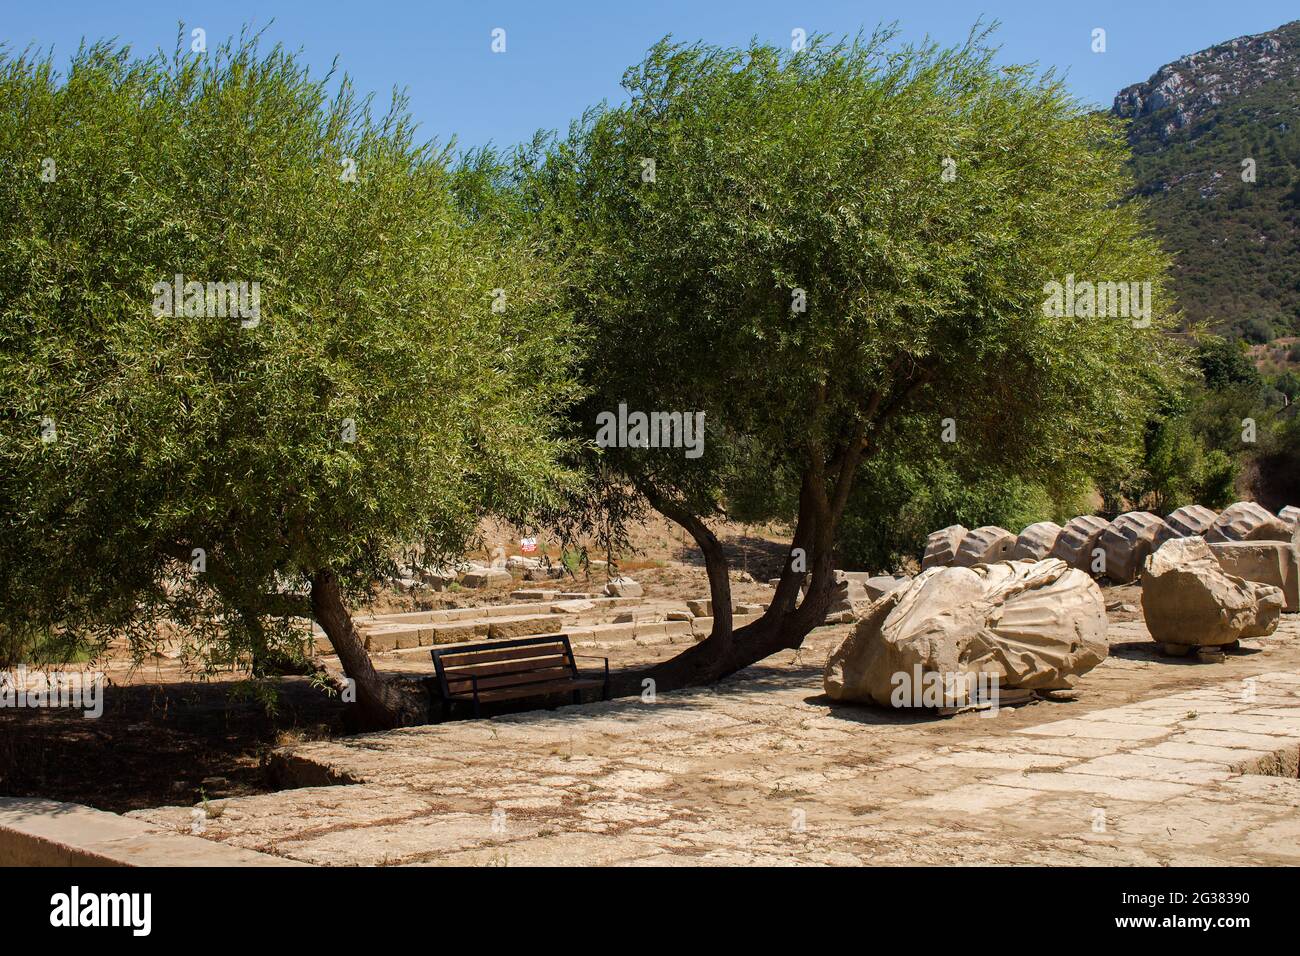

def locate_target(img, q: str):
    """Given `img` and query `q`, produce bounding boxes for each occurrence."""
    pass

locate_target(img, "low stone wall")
[0,797,305,866]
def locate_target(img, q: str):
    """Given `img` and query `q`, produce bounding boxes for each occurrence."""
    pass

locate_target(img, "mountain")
[1113,20,1300,342]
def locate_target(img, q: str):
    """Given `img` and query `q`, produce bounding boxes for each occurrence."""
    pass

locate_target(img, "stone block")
[509,589,558,602]
[1050,515,1108,571]
[1206,501,1292,543]
[952,526,1015,567]
[1279,505,1300,531]
[1210,540,1299,612]
[1100,511,1177,583]
[1141,537,1280,647]
[460,568,513,589]
[686,598,712,617]
[428,622,489,645]
[487,616,560,641]
[1010,521,1062,561]
[824,560,1108,707]
[0,797,305,866]
[1166,504,1218,537]
[604,577,643,598]
[865,574,910,601]
[922,524,966,569]
[550,599,596,614]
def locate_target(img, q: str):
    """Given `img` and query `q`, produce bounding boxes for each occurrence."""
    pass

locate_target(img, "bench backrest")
[431,636,578,699]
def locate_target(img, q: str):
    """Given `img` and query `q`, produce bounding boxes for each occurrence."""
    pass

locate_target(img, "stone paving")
[129,617,1300,866]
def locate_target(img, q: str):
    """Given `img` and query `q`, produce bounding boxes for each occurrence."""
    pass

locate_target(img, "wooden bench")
[429,635,609,718]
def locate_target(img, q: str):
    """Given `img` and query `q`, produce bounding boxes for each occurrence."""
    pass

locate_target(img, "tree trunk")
[608,572,838,696]
[610,483,839,697]
[612,422,874,698]
[606,365,929,699]
[309,567,427,728]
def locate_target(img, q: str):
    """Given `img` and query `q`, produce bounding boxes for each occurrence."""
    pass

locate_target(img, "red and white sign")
[520,536,538,554]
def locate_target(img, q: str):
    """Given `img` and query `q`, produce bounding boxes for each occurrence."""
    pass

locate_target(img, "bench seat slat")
[446,678,605,704]
[445,667,576,693]
[442,656,571,679]
[439,642,568,666]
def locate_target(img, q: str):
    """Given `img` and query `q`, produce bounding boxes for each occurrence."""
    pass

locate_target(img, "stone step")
[565,619,695,647]
[0,797,307,866]
[485,615,564,641]
[348,611,742,662]
[510,589,560,602]
[318,602,770,655]
[353,595,640,628]
[360,613,574,652]
[361,620,491,652]
[354,603,542,626]
[360,598,684,633]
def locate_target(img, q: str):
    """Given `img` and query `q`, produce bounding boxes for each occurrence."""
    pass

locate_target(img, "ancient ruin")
[5,8,1300,888]
[1141,537,1282,655]
[1166,504,1220,537]
[1210,541,1299,612]
[1010,521,1063,560]
[824,558,1108,708]
[952,525,1016,567]
[1099,512,1179,584]
[1049,514,1109,570]
[1207,501,1294,543]
[922,524,967,569]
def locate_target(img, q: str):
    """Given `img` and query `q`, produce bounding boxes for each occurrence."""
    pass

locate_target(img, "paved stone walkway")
[130,618,1300,865]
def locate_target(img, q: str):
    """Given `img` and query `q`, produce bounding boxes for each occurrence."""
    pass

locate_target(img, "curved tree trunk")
[609,475,841,697]
[609,389,897,698]
[309,567,427,729]
[608,570,838,696]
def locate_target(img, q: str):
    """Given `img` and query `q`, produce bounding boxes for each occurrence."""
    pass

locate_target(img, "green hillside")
[1114,20,1300,341]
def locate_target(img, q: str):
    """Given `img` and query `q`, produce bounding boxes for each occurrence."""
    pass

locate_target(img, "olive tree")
[0,34,578,727]
[534,29,1184,693]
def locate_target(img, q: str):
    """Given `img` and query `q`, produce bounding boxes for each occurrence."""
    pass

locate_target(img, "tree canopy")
[1,24,1202,717]
[0,34,578,724]
[532,28,1185,687]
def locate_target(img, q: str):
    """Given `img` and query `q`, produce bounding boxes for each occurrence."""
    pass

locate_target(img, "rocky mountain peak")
[1113,21,1300,141]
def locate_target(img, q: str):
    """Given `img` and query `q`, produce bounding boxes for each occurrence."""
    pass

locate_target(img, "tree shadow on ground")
[0,679,346,813]
[450,660,959,728]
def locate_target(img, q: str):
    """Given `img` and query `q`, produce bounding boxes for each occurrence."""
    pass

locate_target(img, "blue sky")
[3,1,1296,154]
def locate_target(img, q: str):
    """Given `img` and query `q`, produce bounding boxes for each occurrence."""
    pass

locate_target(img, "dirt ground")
[0,561,1178,823]
[0,679,346,813]
[0,509,1281,834]
[131,617,1300,866]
